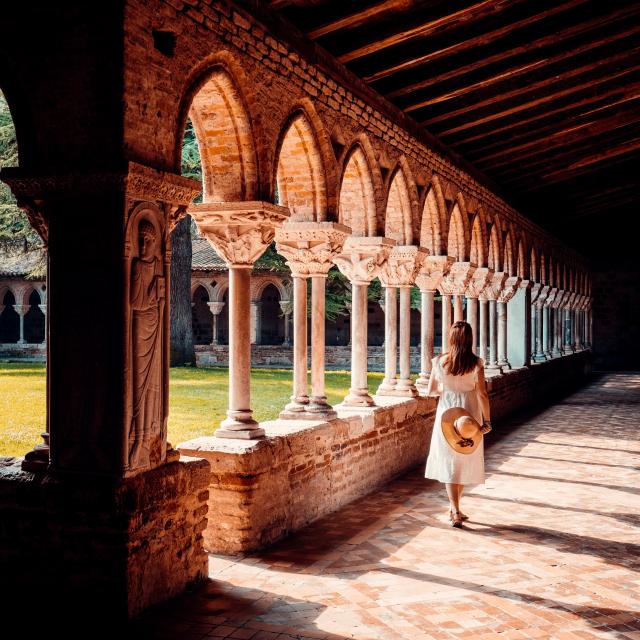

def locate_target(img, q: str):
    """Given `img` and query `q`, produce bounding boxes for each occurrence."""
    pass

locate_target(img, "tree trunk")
[170,215,195,365]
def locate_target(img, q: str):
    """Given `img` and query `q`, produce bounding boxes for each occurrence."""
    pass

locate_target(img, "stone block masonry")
[0,456,210,621]
[178,350,592,554]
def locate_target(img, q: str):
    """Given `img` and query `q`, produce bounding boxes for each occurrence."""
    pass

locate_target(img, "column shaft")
[441,294,452,351]
[454,294,464,322]
[345,283,373,406]
[466,297,478,353]
[282,276,309,414]
[378,286,397,393]
[219,266,264,437]
[211,313,219,346]
[497,301,509,369]
[479,299,489,363]
[534,305,546,361]
[416,290,434,389]
[396,287,416,395]
[488,300,500,370]
[309,276,335,417]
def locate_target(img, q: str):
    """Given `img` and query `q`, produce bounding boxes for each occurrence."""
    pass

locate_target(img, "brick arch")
[516,235,528,279]
[274,106,331,222]
[20,285,43,307]
[419,174,447,255]
[190,280,215,302]
[384,163,414,244]
[470,208,488,267]
[503,227,517,276]
[487,221,503,272]
[447,194,470,261]
[0,283,17,306]
[250,276,288,302]
[540,252,548,285]
[211,280,229,303]
[339,143,377,236]
[181,60,259,202]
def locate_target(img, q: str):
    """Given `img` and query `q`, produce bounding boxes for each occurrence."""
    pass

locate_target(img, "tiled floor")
[134,373,640,639]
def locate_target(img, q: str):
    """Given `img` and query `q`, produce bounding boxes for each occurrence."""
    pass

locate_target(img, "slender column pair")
[333,236,395,407]
[437,261,476,353]
[479,272,507,372]
[496,276,521,370]
[275,221,351,419]
[207,301,225,345]
[415,255,453,392]
[278,300,292,346]
[465,267,493,355]
[376,246,427,398]
[13,304,28,344]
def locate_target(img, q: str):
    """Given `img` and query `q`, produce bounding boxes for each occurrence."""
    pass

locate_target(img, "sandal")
[449,508,469,521]
[450,509,463,528]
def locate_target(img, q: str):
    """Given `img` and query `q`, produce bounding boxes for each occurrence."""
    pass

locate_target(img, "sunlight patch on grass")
[0,363,384,457]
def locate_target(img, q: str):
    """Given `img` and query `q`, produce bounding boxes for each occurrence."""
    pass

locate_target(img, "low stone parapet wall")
[0,342,46,361]
[196,344,424,370]
[178,349,592,555]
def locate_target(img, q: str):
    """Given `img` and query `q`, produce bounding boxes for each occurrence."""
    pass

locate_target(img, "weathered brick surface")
[178,351,591,555]
[0,456,210,620]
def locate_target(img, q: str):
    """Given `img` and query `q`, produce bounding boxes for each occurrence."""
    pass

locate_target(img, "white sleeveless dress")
[424,355,486,487]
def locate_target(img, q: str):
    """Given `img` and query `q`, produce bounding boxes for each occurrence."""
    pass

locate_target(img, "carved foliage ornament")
[438,262,476,296]
[497,276,522,303]
[479,271,508,301]
[379,246,428,288]
[332,237,395,285]
[465,267,494,299]
[415,255,454,292]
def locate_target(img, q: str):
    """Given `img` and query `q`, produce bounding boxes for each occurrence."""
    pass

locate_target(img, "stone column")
[437,261,476,352]
[333,236,395,407]
[13,304,28,344]
[563,292,576,354]
[480,272,507,372]
[552,290,565,357]
[376,245,427,397]
[279,300,292,346]
[531,284,546,362]
[415,255,453,393]
[250,300,262,345]
[544,288,558,358]
[190,201,289,438]
[377,286,398,394]
[453,294,464,322]
[496,276,521,370]
[207,301,225,346]
[465,267,493,353]
[479,298,489,362]
[275,221,350,419]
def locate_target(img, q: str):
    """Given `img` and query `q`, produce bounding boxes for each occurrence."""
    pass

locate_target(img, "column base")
[280,399,337,421]
[415,373,430,395]
[376,378,399,396]
[217,414,265,439]
[21,431,50,472]
[343,388,375,407]
[533,353,547,363]
[393,379,419,397]
[552,348,562,358]
[485,364,503,374]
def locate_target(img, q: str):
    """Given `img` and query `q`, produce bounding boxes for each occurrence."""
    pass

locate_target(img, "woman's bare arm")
[425,360,440,397]
[476,362,491,423]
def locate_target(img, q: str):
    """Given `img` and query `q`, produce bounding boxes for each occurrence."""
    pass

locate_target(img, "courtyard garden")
[0,363,384,458]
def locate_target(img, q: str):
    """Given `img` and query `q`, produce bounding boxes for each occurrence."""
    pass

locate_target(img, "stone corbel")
[479,272,508,302]
[274,221,351,277]
[465,267,494,299]
[415,255,455,292]
[378,245,428,288]
[333,236,396,284]
[497,276,522,304]
[437,261,477,296]
[189,201,290,267]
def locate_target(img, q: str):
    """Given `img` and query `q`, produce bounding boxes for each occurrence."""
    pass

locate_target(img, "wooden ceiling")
[263,0,640,256]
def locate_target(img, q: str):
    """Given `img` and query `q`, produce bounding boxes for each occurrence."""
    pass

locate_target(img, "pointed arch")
[385,164,414,244]
[447,194,470,260]
[487,221,503,272]
[275,109,328,222]
[420,174,447,254]
[516,236,527,279]
[530,246,539,282]
[540,253,548,285]
[339,143,377,236]
[470,208,488,267]
[503,227,516,276]
[548,255,555,287]
[186,66,258,202]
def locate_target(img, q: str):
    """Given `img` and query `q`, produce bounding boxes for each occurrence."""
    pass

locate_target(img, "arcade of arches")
[0,0,603,625]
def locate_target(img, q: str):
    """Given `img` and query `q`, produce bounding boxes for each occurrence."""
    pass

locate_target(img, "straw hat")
[441,407,484,454]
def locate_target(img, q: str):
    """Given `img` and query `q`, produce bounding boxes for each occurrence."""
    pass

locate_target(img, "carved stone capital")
[465,267,494,299]
[207,302,225,316]
[332,236,396,285]
[535,285,551,307]
[415,255,455,292]
[437,261,476,296]
[279,300,292,314]
[497,276,522,304]
[479,271,508,301]
[189,201,289,267]
[564,292,578,310]
[544,287,559,307]
[275,221,351,277]
[12,304,28,316]
[378,245,428,288]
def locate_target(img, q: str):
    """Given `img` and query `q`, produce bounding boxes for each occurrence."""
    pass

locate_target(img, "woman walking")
[425,320,492,528]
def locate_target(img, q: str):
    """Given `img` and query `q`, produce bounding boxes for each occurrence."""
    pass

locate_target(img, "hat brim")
[441,407,483,455]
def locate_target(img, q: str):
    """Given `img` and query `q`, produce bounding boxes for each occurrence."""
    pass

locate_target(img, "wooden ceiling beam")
[386,5,640,98]
[363,0,591,82]
[409,46,640,116]
[337,0,528,63]
[476,111,640,169]
[427,63,640,136]
[389,23,640,111]
[451,87,640,147]
[307,0,412,39]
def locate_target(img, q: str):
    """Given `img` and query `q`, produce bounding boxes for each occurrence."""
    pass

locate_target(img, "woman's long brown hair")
[442,321,479,376]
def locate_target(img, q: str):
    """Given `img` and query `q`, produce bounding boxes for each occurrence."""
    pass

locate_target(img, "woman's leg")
[445,483,460,512]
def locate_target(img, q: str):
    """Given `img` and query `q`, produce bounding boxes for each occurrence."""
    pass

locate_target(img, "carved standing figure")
[129,219,165,469]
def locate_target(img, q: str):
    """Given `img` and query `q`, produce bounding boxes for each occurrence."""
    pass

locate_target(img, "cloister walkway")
[134,373,640,640]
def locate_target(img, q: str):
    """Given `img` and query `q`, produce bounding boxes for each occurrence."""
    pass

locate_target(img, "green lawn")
[0,363,383,458]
